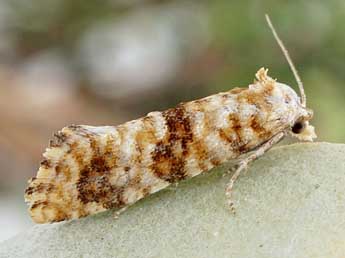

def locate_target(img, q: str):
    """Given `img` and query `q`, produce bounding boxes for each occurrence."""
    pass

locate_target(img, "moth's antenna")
[265,14,306,107]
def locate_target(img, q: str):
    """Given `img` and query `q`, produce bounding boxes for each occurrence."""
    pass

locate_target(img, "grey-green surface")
[1,142,345,258]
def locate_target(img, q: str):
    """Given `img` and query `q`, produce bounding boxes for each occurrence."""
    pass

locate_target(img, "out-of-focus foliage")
[0,0,344,241]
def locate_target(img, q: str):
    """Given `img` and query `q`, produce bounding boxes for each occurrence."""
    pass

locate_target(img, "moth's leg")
[225,132,285,213]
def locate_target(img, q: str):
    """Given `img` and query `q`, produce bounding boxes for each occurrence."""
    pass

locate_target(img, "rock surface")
[1,142,345,258]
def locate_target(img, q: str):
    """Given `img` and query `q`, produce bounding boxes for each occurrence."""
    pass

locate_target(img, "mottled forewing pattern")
[25,69,290,223]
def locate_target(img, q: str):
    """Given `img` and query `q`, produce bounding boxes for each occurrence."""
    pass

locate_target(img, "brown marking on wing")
[151,105,194,183]
[231,83,276,153]
[53,161,72,181]
[218,128,232,143]
[55,164,62,175]
[234,83,275,144]
[242,91,258,106]
[135,116,157,163]
[102,186,126,209]
[74,128,114,208]
[228,113,248,154]
[75,127,129,210]
[129,173,141,187]
[189,100,214,171]
[164,104,193,144]
[25,182,67,222]
[217,128,237,155]
[49,131,67,148]
[228,113,242,142]
[25,186,35,196]
[192,140,209,171]
[76,155,126,209]
[40,159,52,169]
[67,124,81,131]
[151,141,174,181]
[89,137,99,157]
[25,183,54,196]
[67,142,83,167]
[164,104,193,179]
[27,125,127,222]
[68,126,103,168]
[250,115,270,139]
[104,134,117,169]
[77,156,108,199]
[31,200,48,210]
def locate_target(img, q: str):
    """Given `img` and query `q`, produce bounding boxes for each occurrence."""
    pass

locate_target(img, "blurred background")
[0,0,344,241]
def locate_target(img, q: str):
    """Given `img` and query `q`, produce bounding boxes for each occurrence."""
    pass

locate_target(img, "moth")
[25,15,316,223]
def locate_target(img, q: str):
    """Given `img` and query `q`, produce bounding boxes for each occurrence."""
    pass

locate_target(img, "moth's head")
[256,69,317,142]
[290,106,316,141]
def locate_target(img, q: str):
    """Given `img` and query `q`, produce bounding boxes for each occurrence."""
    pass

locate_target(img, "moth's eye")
[292,121,305,134]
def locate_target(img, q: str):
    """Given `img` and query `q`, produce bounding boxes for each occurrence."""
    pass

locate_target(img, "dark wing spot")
[40,159,52,169]
[50,131,67,147]
[228,113,242,142]
[76,155,126,209]
[25,183,54,196]
[25,186,35,195]
[218,129,232,143]
[151,105,194,183]
[228,113,251,154]
[250,115,266,136]
[31,200,48,210]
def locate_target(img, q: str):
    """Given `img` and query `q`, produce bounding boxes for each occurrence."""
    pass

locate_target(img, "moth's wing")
[25,125,121,223]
